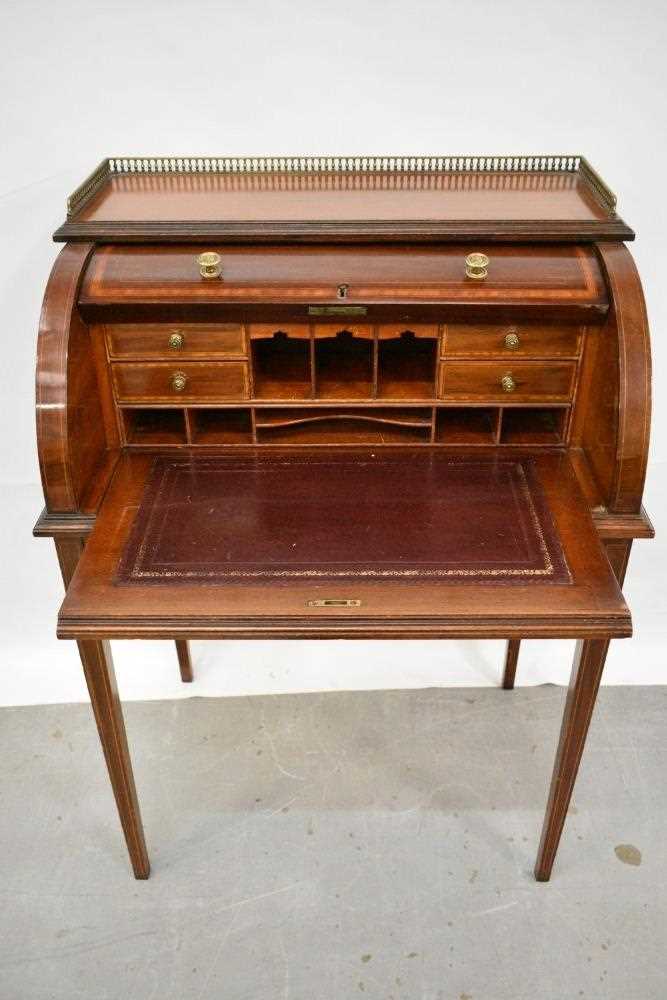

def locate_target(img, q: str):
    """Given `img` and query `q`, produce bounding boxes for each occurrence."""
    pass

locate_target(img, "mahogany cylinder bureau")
[34,155,653,881]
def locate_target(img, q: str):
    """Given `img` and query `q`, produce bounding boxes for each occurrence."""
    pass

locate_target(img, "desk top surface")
[58,450,630,641]
[54,156,633,243]
[117,453,572,585]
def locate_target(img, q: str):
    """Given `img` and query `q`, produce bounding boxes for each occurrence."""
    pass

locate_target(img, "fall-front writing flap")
[58,449,631,640]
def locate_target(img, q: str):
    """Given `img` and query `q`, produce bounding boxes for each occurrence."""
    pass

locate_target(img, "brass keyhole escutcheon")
[501,372,516,393]
[170,371,187,392]
[465,252,489,280]
[504,330,520,350]
[169,331,184,350]
[337,283,349,299]
[198,251,222,279]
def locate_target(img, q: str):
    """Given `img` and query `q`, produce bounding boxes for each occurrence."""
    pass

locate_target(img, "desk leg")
[502,640,521,689]
[534,638,608,881]
[78,639,150,880]
[175,640,194,682]
[53,540,149,878]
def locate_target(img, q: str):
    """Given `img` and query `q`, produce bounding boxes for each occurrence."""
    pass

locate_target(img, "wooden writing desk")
[35,156,653,881]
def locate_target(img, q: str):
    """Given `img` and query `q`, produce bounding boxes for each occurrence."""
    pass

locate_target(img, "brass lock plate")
[307,598,362,607]
[308,306,367,316]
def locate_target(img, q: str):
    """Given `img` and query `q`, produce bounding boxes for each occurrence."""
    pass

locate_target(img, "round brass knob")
[170,371,187,392]
[198,251,222,280]
[504,330,520,350]
[501,372,516,393]
[168,331,184,350]
[465,252,489,280]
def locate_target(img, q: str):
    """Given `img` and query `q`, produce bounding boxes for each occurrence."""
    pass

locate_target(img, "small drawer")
[112,362,249,402]
[442,324,581,358]
[105,324,246,359]
[438,361,576,402]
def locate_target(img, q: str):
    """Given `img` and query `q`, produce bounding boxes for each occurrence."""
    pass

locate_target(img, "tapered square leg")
[78,639,150,879]
[502,639,521,689]
[175,640,194,682]
[534,638,609,881]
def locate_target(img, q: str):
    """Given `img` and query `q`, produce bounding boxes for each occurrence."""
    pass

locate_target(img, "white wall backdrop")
[1,0,665,705]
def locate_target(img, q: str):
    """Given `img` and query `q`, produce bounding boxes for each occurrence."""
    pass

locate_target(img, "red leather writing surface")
[117,454,571,584]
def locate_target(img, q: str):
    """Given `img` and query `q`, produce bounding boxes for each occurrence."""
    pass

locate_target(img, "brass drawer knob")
[501,372,516,393]
[170,371,187,392]
[504,330,520,350]
[465,252,489,280]
[168,331,184,350]
[198,251,222,280]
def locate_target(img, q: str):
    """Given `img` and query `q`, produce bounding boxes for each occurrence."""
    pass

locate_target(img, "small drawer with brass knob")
[437,360,577,402]
[105,324,246,359]
[112,362,250,402]
[442,324,581,359]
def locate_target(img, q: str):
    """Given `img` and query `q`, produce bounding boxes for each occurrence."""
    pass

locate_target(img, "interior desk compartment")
[121,408,187,446]
[377,326,438,399]
[500,407,568,445]
[314,326,374,399]
[435,407,499,445]
[188,408,254,445]
[250,325,311,399]
[254,407,432,444]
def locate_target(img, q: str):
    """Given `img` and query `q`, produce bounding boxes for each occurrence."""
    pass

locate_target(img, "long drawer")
[442,324,581,358]
[106,323,246,359]
[112,362,250,402]
[81,245,608,314]
[438,361,577,402]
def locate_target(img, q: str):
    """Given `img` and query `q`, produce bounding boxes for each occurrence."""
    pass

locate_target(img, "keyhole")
[337,283,349,299]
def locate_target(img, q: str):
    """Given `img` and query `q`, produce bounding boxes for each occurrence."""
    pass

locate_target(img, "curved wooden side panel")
[35,242,104,512]
[597,243,652,513]
[572,243,651,514]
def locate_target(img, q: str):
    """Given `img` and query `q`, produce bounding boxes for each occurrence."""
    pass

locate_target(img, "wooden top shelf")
[54,155,633,243]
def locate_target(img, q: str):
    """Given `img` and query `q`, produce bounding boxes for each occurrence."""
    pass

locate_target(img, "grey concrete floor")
[1,686,665,1000]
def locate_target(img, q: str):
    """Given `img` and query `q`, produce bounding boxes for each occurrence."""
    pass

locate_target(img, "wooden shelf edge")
[53,219,636,244]
[593,506,655,539]
[34,509,96,538]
